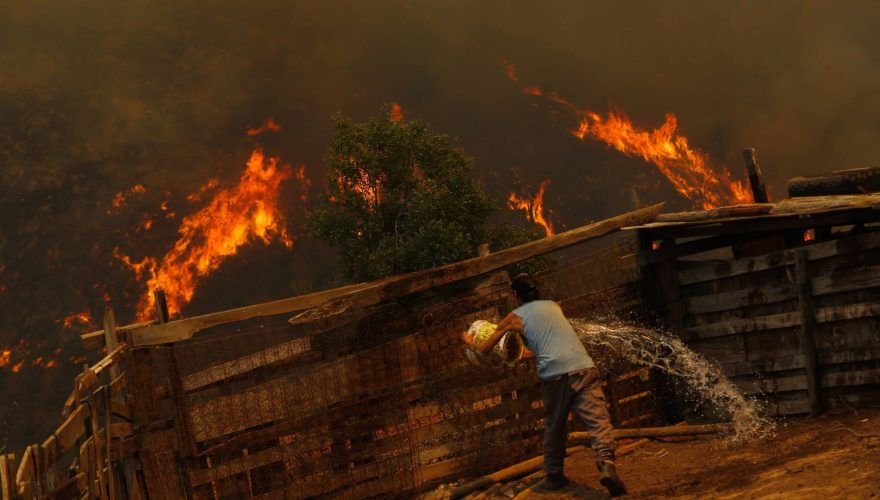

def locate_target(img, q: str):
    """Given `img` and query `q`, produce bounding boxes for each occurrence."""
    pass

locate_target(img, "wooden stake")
[102,307,119,380]
[795,250,821,416]
[153,290,170,324]
[742,148,770,203]
[0,454,15,500]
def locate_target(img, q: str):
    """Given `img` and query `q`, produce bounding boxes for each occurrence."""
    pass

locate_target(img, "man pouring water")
[461,273,628,496]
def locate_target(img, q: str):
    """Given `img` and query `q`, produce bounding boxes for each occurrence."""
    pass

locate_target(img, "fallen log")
[448,446,587,499]
[569,422,733,442]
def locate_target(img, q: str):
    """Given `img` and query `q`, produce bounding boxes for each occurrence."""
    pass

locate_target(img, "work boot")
[537,473,570,491]
[599,460,627,497]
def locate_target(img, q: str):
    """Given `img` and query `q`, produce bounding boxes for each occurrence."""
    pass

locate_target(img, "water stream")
[572,319,773,441]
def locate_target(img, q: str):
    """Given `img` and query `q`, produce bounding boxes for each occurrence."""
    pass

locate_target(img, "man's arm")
[462,312,524,356]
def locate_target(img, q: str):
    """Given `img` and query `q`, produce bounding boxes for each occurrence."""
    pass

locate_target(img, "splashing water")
[572,319,773,441]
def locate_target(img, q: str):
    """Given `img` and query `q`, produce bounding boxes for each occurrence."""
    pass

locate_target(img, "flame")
[0,342,60,373]
[62,311,93,329]
[389,102,404,122]
[338,156,382,209]
[119,147,300,320]
[246,118,282,136]
[505,63,752,209]
[508,180,555,237]
[109,183,148,212]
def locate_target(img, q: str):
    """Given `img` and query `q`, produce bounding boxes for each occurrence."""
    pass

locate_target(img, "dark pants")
[541,368,616,477]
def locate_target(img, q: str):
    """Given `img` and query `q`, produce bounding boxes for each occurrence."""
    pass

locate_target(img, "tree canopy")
[310,106,497,281]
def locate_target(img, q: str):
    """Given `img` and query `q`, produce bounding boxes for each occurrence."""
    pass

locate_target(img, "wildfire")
[119,147,301,320]
[246,118,282,136]
[508,180,555,237]
[504,63,752,209]
[389,102,404,122]
[62,311,94,329]
[109,183,148,212]
[0,343,61,373]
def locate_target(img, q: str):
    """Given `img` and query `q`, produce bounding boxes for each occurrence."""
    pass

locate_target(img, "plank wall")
[642,228,880,417]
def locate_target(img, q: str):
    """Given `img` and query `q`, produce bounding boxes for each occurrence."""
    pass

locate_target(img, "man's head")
[511,273,539,303]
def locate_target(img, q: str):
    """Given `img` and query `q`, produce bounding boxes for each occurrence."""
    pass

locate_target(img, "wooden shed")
[631,193,880,417]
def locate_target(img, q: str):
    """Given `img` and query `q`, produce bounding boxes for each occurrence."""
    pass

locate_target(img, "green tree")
[310,106,496,281]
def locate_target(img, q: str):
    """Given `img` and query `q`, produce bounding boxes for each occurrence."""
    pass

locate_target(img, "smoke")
[1,0,879,452]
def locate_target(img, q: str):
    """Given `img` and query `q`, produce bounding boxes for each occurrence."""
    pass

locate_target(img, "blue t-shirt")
[512,300,594,380]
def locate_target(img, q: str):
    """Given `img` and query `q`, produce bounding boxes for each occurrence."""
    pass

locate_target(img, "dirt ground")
[495,409,880,499]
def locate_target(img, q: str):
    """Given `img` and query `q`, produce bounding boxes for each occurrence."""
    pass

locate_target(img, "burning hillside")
[117,124,307,321]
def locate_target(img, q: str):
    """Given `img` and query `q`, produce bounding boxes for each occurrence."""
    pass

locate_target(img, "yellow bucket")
[464,320,526,367]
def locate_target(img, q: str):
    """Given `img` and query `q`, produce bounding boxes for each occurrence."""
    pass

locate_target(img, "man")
[462,273,627,496]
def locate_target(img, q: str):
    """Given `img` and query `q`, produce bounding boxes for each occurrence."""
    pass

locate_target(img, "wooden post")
[795,250,821,417]
[103,307,119,380]
[153,290,170,324]
[0,454,15,500]
[742,148,770,203]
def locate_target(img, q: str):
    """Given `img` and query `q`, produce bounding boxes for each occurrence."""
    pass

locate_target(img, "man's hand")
[475,312,524,356]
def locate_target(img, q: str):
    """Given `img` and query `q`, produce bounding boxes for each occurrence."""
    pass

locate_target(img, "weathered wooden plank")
[686,300,880,340]
[685,284,797,315]
[735,373,808,395]
[815,301,880,323]
[637,232,766,266]
[81,321,152,351]
[0,454,15,500]
[679,230,880,285]
[769,398,812,416]
[811,265,880,296]
[822,367,880,388]
[796,250,821,416]
[654,204,774,222]
[110,203,664,347]
[721,354,806,377]
[14,446,34,499]
[182,336,311,392]
[686,311,801,339]
[76,345,126,397]
[102,307,120,380]
[40,404,90,467]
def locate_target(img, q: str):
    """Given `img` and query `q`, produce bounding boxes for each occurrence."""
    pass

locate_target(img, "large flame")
[119,148,301,321]
[508,180,555,237]
[505,63,752,209]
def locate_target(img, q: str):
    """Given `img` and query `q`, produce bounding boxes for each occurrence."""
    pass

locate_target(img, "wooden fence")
[0,309,146,499]
[2,235,659,498]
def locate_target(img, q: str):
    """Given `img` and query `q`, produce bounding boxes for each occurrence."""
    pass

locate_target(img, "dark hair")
[511,273,539,303]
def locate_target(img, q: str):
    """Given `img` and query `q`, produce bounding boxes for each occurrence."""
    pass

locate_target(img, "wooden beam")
[641,205,880,240]
[742,148,769,203]
[795,250,821,417]
[182,336,311,392]
[81,321,153,351]
[685,284,797,316]
[106,203,663,347]
[102,307,120,380]
[679,230,880,285]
